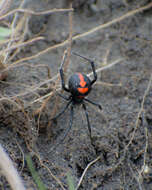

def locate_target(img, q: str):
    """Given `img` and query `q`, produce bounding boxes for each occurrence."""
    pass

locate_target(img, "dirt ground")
[0,0,152,189]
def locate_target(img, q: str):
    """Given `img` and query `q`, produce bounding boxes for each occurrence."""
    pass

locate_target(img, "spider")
[52,52,102,144]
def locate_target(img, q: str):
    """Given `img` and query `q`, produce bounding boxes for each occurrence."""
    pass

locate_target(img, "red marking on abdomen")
[78,73,86,87]
[77,87,88,94]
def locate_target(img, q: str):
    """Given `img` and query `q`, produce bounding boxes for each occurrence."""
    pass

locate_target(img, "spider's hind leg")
[49,104,74,153]
[51,99,72,121]
[60,103,74,142]
[84,98,102,110]
[82,103,93,143]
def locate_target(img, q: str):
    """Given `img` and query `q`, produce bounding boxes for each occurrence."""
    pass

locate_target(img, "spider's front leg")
[59,53,70,93]
[82,103,92,141]
[72,52,97,85]
[90,60,97,85]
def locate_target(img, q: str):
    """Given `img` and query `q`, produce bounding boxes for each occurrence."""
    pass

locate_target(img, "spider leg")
[60,104,74,142]
[72,52,97,85]
[84,98,102,110]
[51,100,72,120]
[49,104,74,154]
[60,52,70,92]
[82,103,92,141]
[56,92,71,101]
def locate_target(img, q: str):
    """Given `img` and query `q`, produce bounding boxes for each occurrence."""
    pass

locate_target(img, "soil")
[0,0,152,189]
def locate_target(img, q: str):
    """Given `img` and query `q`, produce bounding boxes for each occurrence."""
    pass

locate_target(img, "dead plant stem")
[11,2,152,65]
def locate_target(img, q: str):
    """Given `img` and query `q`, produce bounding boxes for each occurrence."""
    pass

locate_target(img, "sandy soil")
[0,0,152,189]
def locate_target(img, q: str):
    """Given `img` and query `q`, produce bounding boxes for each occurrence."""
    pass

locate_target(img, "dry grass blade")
[0,8,73,20]
[40,162,66,190]
[126,73,152,149]
[1,36,44,53]
[15,139,25,173]
[76,156,100,190]
[65,1,73,71]
[33,152,66,190]
[46,2,73,137]
[0,0,11,16]
[111,74,152,173]
[0,144,26,190]
[3,0,27,64]
[73,2,152,40]
[12,2,152,65]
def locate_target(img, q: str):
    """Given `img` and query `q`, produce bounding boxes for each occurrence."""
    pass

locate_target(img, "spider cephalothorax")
[52,52,102,143]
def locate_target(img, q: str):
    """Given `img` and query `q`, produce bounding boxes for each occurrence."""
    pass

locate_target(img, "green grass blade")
[0,27,11,38]
[67,172,75,190]
[25,154,46,190]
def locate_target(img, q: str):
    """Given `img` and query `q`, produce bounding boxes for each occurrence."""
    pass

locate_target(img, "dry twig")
[76,156,100,190]
[46,2,73,137]
[1,36,44,53]
[88,73,152,179]
[11,2,152,65]
[0,8,73,20]
[0,144,26,190]
[0,0,11,16]
[33,152,66,190]
[126,74,152,149]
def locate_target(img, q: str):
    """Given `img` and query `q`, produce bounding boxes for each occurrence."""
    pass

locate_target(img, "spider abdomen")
[68,73,92,98]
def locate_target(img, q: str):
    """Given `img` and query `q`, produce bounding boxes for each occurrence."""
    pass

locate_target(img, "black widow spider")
[52,51,102,144]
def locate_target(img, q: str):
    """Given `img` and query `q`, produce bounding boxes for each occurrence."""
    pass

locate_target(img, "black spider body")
[68,73,92,102]
[52,52,102,144]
